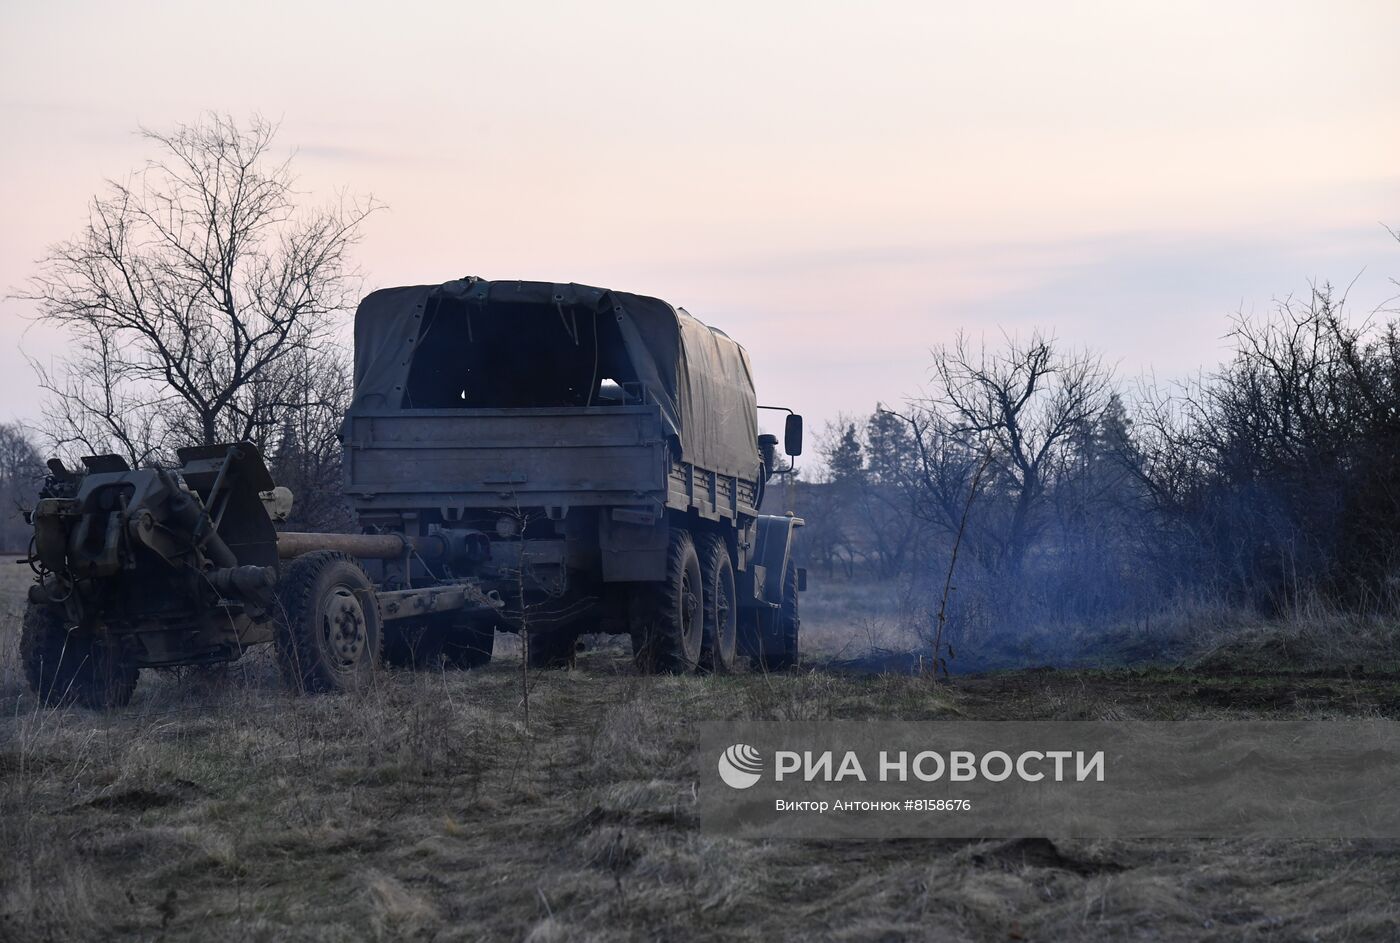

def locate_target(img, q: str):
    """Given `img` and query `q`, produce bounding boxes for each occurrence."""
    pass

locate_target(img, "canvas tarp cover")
[350,278,760,479]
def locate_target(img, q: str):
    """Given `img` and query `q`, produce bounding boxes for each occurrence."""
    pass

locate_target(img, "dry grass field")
[4,560,1400,941]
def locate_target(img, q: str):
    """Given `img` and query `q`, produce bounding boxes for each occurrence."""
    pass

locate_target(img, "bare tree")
[21,114,377,463]
[918,331,1114,574]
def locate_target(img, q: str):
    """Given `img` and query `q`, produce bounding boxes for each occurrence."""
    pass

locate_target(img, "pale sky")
[2,0,1398,439]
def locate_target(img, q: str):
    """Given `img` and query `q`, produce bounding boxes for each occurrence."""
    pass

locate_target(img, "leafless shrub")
[1135,274,1400,611]
[19,114,378,466]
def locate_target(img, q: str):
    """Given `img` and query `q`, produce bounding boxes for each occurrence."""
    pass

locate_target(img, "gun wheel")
[20,601,137,709]
[275,551,383,693]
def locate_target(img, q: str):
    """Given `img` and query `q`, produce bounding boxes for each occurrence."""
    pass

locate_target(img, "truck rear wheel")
[383,617,445,669]
[632,528,703,674]
[527,629,578,670]
[698,535,738,673]
[275,551,383,693]
[21,602,138,709]
[444,620,495,670]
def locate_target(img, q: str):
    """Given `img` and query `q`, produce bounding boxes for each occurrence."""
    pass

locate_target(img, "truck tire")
[383,617,448,670]
[444,620,495,670]
[758,558,801,672]
[21,601,138,709]
[632,528,703,674]
[527,629,577,670]
[275,551,383,694]
[698,534,738,673]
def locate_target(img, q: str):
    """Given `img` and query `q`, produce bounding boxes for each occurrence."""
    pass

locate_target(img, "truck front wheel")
[21,602,138,709]
[275,551,384,693]
[757,558,801,672]
[632,528,703,674]
[526,629,577,670]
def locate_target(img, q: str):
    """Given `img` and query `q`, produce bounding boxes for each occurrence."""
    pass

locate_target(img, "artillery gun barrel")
[275,531,449,561]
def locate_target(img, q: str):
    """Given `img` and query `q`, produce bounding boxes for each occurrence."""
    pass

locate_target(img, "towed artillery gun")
[20,277,807,708]
[21,443,503,707]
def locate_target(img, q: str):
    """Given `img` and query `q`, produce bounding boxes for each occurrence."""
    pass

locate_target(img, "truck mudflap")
[739,513,804,608]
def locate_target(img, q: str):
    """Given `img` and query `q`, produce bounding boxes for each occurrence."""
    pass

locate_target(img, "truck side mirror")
[784,414,804,457]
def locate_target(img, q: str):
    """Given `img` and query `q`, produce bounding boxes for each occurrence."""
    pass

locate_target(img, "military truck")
[19,277,805,707]
[345,276,806,673]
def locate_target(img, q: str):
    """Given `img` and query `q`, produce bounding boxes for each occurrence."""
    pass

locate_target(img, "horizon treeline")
[792,268,1400,644]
